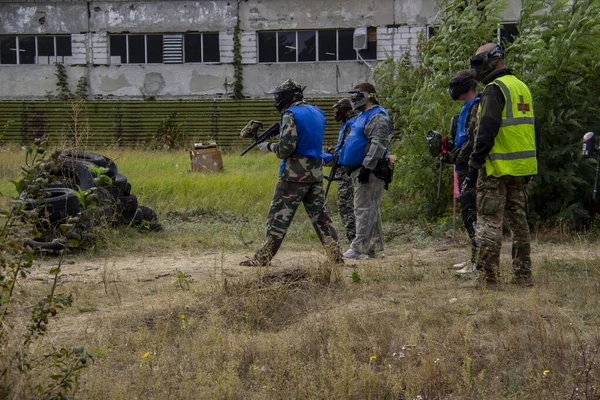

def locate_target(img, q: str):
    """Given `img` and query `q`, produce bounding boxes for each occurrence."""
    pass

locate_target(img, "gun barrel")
[436,158,443,199]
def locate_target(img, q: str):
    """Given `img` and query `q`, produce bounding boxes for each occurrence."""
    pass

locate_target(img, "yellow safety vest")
[483,74,537,177]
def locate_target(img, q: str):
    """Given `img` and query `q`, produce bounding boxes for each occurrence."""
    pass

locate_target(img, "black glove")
[358,167,371,184]
[462,167,478,192]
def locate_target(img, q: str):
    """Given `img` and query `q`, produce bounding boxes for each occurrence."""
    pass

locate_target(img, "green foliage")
[45,63,88,101]
[1,142,90,398]
[375,0,505,222]
[507,0,600,228]
[376,0,600,227]
[147,112,187,150]
[232,0,244,100]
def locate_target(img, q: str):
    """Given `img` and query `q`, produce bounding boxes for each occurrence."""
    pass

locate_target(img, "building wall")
[0,0,523,100]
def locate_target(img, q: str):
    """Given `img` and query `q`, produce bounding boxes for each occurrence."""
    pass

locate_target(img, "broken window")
[0,35,71,65]
[146,34,163,63]
[202,33,220,62]
[258,29,376,63]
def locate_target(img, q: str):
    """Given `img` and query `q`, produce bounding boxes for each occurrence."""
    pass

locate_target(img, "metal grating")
[0,99,343,148]
[163,34,183,64]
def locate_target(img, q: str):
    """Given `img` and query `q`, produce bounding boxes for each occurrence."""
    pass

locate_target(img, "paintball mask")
[426,130,443,157]
[333,98,353,122]
[269,79,304,112]
[349,91,376,111]
[469,44,504,81]
[449,73,476,101]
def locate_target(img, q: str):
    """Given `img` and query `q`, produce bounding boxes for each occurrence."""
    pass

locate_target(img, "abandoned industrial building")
[0,0,522,100]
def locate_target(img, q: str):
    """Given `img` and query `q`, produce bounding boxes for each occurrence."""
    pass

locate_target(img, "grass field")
[2,146,600,399]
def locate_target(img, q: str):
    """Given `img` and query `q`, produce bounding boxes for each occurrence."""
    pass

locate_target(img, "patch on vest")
[517,95,530,113]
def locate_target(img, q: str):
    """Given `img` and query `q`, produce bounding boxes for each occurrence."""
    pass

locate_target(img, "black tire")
[25,239,65,254]
[57,160,96,190]
[139,205,157,222]
[23,187,81,223]
[105,173,131,198]
[59,150,118,177]
[117,195,138,219]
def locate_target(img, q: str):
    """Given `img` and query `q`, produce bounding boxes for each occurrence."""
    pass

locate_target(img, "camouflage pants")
[349,169,384,255]
[253,179,342,264]
[456,167,478,263]
[336,170,356,243]
[476,172,532,282]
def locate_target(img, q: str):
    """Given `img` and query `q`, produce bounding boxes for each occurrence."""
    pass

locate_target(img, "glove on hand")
[257,142,271,154]
[358,167,371,184]
[462,167,478,192]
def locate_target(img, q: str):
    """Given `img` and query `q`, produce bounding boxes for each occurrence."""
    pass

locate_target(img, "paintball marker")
[239,121,281,156]
[426,130,449,199]
[324,154,339,200]
[582,131,600,199]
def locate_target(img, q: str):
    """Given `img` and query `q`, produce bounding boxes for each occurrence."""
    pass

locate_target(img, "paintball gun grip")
[240,122,281,156]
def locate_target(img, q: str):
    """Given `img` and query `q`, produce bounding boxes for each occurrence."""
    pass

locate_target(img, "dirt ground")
[29,239,600,289]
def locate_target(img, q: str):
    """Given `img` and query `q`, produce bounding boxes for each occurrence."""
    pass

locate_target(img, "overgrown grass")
[3,145,600,398]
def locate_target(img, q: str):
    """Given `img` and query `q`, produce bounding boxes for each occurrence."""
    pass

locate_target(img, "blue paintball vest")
[338,105,390,167]
[334,117,356,156]
[279,104,326,175]
[454,96,479,171]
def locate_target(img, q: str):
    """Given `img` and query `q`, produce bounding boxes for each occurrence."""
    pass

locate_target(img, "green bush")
[376,0,600,228]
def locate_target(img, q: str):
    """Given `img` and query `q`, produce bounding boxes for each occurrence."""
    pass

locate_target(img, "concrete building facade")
[0,0,522,100]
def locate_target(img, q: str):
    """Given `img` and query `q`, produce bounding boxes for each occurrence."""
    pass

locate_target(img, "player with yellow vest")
[462,43,537,287]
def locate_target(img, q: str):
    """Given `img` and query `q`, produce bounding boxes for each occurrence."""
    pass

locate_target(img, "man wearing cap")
[329,98,357,243]
[240,79,343,266]
[338,82,391,260]
[445,70,480,274]
[464,43,537,286]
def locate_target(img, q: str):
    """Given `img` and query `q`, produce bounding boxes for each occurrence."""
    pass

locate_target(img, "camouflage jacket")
[270,101,324,183]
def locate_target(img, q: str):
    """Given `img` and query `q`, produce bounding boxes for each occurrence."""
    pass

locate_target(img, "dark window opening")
[258,31,276,63]
[298,30,316,62]
[202,33,220,62]
[278,31,296,62]
[110,35,127,63]
[318,30,336,61]
[499,22,519,45]
[338,29,355,60]
[146,34,163,63]
[56,36,72,56]
[0,36,17,64]
[184,33,202,62]
[18,36,36,64]
[128,35,145,63]
[37,36,54,57]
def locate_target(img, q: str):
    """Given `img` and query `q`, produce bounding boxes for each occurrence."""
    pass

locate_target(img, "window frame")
[257,28,377,63]
[0,34,71,65]
[109,32,220,64]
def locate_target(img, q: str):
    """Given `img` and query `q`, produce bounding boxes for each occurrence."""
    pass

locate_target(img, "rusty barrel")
[190,143,223,173]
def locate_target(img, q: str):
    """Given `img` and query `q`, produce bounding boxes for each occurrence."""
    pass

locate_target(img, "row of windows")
[0,35,72,65]
[427,22,519,44]
[109,33,220,64]
[258,28,377,63]
[0,24,519,66]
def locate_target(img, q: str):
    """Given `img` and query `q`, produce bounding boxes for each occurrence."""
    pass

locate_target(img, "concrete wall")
[0,0,524,100]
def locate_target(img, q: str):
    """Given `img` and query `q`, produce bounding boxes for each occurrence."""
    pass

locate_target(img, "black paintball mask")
[449,73,476,101]
[269,79,304,112]
[333,98,353,122]
[469,44,504,82]
[349,91,376,111]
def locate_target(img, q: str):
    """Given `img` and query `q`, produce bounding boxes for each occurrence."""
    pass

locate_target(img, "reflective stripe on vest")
[279,104,326,175]
[338,105,390,167]
[483,74,538,178]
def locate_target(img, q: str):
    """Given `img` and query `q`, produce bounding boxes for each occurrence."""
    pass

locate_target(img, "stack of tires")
[23,150,161,253]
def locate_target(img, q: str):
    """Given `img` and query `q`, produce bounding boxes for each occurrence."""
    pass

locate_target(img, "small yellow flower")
[180,314,185,320]
[370,355,377,361]
[143,352,151,359]
[543,369,550,375]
